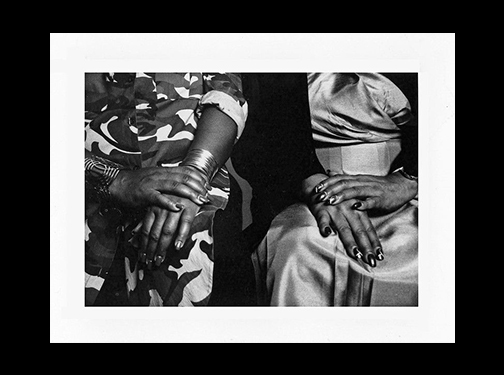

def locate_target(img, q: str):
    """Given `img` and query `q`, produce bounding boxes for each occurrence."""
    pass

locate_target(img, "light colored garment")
[253,73,418,306]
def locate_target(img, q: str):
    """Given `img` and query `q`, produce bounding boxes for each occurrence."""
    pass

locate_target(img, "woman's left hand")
[314,171,418,213]
[133,196,201,269]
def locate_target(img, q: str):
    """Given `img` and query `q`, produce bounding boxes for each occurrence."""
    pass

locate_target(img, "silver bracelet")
[180,148,219,182]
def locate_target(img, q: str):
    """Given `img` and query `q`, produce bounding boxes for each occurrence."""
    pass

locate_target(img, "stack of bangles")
[180,148,219,183]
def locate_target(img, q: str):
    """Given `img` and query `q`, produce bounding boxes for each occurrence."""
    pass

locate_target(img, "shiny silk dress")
[85,73,247,306]
[253,73,418,306]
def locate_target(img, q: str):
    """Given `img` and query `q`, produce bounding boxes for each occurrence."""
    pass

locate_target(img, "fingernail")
[324,227,332,236]
[315,184,324,193]
[329,195,340,205]
[367,254,377,267]
[175,240,184,250]
[175,203,184,210]
[198,194,210,203]
[146,259,152,270]
[353,247,363,259]
[139,253,146,262]
[205,182,212,190]
[155,255,163,267]
[352,202,362,209]
[376,247,384,260]
[318,192,327,202]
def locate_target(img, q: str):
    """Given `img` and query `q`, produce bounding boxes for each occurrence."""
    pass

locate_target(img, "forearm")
[189,106,237,168]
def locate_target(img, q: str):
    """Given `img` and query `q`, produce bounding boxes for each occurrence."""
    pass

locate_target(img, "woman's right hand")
[109,166,211,211]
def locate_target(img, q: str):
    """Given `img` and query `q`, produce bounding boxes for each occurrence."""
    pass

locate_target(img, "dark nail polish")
[319,192,327,201]
[146,259,152,270]
[376,248,384,260]
[367,254,376,267]
[353,247,362,259]
[155,256,163,267]
[315,184,324,193]
[324,227,332,236]
[352,202,362,209]
[140,253,146,262]
[175,240,183,250]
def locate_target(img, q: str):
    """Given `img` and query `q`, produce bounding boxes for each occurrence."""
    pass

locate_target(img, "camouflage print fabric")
[85,73,247,306]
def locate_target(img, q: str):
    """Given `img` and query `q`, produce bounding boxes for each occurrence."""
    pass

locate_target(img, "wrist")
[85,156,123,202]
[391,169,418,200]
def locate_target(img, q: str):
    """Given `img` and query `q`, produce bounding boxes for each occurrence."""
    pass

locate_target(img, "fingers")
[139,209,156,265]
[314,175,380,205]
[155,210,181,266]
[342,206,376,266]
[138,203,198,269]
[173,207,197,251]
[316,184,378,206]
[330,211,362,261]
[352,197,380,211]
[357,211,383,263]
[316,210,333,237]
[142,208,169,269]
[150,191,184,212]
[328,201,381,267]
[156,168,210,206]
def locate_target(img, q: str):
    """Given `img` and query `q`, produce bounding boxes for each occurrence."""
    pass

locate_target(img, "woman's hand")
[109,166,210,211]
[314,171,418,213]
[301,173,383,267]
[308,197,383,267]
[135,196,200,269]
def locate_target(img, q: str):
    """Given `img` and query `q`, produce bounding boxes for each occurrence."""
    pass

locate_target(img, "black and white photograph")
[51,33,455,342]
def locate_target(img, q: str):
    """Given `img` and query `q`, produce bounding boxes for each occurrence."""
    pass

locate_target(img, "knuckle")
[336,225,352,235]
[353,228,367,237]
[149,233,160,242]
[161,227,174,236]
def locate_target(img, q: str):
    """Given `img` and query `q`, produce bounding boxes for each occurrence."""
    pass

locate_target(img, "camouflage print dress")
[85,73,247,306]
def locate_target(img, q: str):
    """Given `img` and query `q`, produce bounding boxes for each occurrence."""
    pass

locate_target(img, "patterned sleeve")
[199,73,248,139]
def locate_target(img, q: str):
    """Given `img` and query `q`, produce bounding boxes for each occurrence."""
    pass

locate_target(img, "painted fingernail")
[353,247,363,259]
[315,184,324,193]
[175,240,184,250]
[146,259,152,270]
[318,192,327,202]
[352,202,362,209]
[175,203,184,210]
[198,194,210,203]
[324,227,332,236]
[376,247,384,260]
[367,254,377,267]
[155,255,163,267]
[205,182,212,190]
[329,195,340,205]
[140,253,146,262]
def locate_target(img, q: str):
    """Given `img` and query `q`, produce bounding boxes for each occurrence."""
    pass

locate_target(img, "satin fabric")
[252,73,418,306]
[253,200,418,306]
[308,73,411,145]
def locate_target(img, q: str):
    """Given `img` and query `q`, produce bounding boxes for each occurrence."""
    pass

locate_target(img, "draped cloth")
[252,73,418,306]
